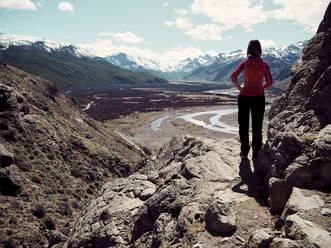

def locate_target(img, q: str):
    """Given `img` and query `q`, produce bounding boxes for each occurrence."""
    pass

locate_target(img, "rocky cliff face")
[256,2,331,213]
[249,3,331,246]
[0,64,145,247]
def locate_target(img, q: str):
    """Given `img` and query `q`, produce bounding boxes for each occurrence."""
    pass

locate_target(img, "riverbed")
[107,104,270,154]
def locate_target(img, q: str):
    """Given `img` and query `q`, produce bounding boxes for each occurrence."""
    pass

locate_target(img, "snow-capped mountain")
[106,53,213,74]
[105,41,306,82]
[0,33,94,58]
[187,41,307,85]
[106,53,159,71]
[171,54,213,73]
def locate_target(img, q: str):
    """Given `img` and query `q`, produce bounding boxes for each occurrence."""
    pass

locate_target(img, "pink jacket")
[231,57,272,96]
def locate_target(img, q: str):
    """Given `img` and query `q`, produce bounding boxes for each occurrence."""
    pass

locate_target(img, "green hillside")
[0,44,167,90]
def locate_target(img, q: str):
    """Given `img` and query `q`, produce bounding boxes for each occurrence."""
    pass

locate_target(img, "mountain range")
[0,33,306,93]
[0,34,167,90]
[107,41,306,93]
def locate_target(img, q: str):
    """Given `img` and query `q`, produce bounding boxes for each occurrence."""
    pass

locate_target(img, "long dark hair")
[247,40,262,58]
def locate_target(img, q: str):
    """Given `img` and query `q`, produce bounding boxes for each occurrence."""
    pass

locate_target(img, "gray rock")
[64,174,151,248]
[205,199,236,235]
[284,158,312,186]
[140,186,157,201]
[282,187,324,217]
[0,84,29,114]
[268,178,292,214]
[285,213,331,248]
[192,243,203,248]
[147,170,160,184]
[151,213,179,248]
[269,238,300,248]
[0,168,22,196]
[177,202,202,232]
[48,231,68,248]
[130,231,153,248]
[246,229,273,248]
[0,143,14,167]
[321,208,331,216]
[313,124,331,160]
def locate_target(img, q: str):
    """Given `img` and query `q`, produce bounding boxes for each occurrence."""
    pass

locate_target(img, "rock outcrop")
[251,3,331,247]
[256,2,331,214]
[62,136,276,248]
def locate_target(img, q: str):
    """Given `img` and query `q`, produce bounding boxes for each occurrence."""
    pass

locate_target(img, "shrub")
[48,194,58,201]
[160,200,182,217]
[33,204,46,218]
[44,217,55,230]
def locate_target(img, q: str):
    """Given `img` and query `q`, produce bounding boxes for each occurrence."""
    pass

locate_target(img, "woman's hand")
[234,81,242,91]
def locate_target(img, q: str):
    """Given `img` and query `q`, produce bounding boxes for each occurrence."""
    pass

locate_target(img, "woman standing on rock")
[231,40,273,161]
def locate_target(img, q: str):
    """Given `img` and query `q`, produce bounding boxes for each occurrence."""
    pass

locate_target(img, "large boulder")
[205,200,237,235]
[281,187,324,217]
[245,229,273,248]
[285,214,331,248]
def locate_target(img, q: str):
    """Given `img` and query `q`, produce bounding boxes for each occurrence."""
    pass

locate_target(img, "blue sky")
[0,0,329,66]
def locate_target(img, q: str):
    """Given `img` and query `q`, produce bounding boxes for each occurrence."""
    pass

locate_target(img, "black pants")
[237,95,265,158]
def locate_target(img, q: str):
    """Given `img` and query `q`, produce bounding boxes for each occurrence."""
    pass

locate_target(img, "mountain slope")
[187,42,306,93]
[0,34,167,90]
[0,63,145,247]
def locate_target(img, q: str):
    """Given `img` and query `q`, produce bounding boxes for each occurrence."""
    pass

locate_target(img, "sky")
[0,0,329,67]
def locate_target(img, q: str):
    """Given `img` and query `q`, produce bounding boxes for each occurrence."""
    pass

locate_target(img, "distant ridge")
[0,34,167,90]
[107,41,306,93]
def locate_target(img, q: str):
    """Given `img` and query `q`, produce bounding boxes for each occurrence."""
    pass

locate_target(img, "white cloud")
[162,2,169,7]
[185,24,223,40]
[0,0,36,10]
[165,16,227,41]
[260,39,276,48]
[58,2,74,12]
[271,0,329,32]
[174,9,189,16]
[164,21,173,27]
[78,39,217,69]
[98,32,143,44]
[173,16,194,30]
[166,0,270,41]
[191,0,269,31]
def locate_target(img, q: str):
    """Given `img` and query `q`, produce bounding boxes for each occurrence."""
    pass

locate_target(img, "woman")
[231,40,272,161]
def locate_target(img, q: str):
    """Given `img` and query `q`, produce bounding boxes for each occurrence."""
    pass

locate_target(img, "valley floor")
[105,104,269,154]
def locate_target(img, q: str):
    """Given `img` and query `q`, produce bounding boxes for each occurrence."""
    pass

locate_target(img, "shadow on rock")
[231,159,268,206]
